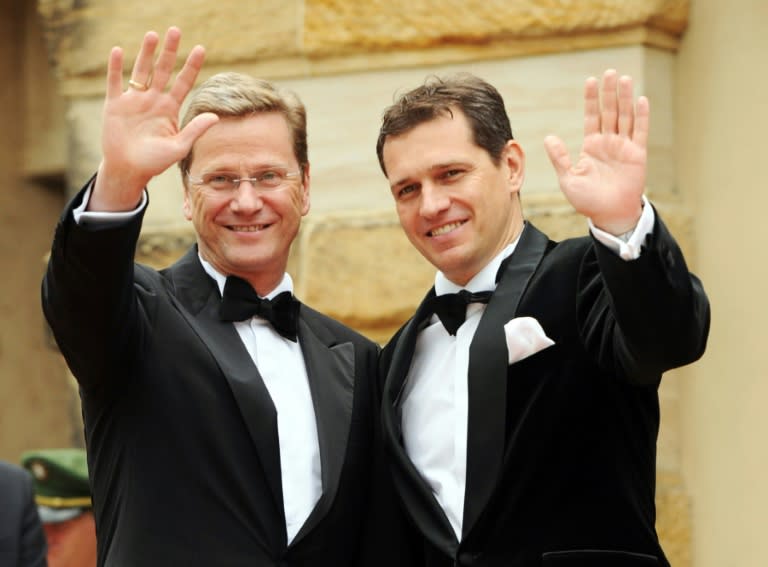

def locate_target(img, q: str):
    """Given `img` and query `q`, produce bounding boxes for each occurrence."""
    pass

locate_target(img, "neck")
[232,272,286,297]
[444,213,525,287]
[196,252,289,298]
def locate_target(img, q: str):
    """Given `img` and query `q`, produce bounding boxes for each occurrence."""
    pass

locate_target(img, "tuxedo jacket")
[42,188,379,567]
[0,461,47,567]
[371,215,710,567]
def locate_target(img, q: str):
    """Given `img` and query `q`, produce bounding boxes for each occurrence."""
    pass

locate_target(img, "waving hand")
[544,70,648,235]
[91,27,219,212]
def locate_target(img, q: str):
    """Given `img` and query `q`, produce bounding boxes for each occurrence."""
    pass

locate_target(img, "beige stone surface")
[37,0,302,80]
[65,96,103,195]
[36,0,688,98]
[656,472,692,567]
[657,373,682,473]
[0,2,76,463]
[677,0,768,565]
[304,0,689,53]
[23,1,66,177]
[301,26,682,76]
[294,212,432,339]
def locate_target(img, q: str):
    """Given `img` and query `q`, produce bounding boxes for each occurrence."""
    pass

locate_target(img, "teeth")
[231,225,267,232]
[430,222,463,237]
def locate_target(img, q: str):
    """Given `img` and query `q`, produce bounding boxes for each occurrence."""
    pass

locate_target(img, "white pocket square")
[504,317,555,365]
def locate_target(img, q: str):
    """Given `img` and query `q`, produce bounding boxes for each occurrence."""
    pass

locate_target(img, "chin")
[431,253,466,274]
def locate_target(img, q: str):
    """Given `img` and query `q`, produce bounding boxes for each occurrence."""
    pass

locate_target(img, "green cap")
[21,448,92,522]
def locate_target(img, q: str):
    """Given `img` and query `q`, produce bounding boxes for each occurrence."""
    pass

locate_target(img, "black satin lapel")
[291,318,355,544]
[381,290,460,555]
[382,293,435,419]
[163,246,212,315]
[462,223,550,538]
[175,288,284,519]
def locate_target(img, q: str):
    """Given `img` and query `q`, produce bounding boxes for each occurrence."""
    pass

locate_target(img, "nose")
[230,179,264,214]
[418,182,450,219]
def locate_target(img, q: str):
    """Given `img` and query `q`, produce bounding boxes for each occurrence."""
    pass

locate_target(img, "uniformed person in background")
[22,449,96,567]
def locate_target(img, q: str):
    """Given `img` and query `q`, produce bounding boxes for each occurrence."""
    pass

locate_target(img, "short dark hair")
[376,73,513,175]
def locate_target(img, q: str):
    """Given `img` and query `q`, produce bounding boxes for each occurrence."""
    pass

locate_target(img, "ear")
[299,163,311,216]
[182,185,193,221]
[502,140,525,196]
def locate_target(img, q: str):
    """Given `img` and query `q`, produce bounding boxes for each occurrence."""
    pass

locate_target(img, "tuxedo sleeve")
[577,209,710,384]
[42,179,148,391]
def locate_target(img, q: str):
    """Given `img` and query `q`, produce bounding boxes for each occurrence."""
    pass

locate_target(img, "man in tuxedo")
[42,27,378,566]
[0,460,47,566]
[370,71,710,566]
[22,449,96,567]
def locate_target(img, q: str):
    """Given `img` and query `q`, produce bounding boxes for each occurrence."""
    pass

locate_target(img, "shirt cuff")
[588,195,654,261]
[72,180,148,227]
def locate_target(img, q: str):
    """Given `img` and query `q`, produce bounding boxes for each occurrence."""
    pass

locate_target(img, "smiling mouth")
[428,221,465,237]
[229,224,270,232]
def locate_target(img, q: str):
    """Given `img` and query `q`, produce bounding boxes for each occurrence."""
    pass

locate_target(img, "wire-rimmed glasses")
[187,168,302,192]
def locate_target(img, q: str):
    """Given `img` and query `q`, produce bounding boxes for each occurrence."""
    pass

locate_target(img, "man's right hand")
[90,26,219,212]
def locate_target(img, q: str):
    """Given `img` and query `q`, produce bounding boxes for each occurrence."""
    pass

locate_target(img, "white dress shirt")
[400,198,655,541]
[201,263,321,544]
[74,185,322,544]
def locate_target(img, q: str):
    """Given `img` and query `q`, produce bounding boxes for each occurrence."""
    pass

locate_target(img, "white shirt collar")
[197,254,294,300]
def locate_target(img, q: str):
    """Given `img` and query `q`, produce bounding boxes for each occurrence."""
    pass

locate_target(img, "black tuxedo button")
[456,551,482,566]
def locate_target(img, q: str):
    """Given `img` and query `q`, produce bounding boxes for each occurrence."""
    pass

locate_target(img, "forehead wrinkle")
[198,156,294,174]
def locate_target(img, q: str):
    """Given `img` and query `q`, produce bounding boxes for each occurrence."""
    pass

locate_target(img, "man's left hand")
[544,69,648,235]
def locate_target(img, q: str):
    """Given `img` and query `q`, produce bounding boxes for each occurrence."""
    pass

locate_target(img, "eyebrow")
[391,160,470,189]
[200,161,294,173]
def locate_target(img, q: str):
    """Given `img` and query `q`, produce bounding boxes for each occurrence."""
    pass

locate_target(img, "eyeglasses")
[187,169,302,192]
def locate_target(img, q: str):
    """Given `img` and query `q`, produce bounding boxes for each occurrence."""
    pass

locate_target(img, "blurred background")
[1,1,765,565]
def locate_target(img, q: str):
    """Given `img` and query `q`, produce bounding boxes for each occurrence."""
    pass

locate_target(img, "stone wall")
[0,0,76,465]
[38,0,689,92]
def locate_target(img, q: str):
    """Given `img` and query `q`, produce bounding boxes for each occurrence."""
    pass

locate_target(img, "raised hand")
[543,70,648,235]
[90,27,219,212]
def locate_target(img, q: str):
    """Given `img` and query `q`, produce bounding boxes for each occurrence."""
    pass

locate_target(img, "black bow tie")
[425,289,493,336]
[219,276,299,342]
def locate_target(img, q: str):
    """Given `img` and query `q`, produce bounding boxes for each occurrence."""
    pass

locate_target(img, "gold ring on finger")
[128,79,150,91]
